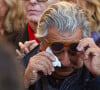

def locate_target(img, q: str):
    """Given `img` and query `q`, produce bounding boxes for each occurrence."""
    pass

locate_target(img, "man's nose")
[61,50,71,67]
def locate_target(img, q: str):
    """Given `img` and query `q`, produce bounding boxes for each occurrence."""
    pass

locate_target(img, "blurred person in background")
[0,0,24,47]
[0,38,25,90]
[16,0,61,55]
[77,0,100,29]
[76,0,100,46]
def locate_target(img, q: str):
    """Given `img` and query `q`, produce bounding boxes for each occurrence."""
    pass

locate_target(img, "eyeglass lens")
[51,42,78,55]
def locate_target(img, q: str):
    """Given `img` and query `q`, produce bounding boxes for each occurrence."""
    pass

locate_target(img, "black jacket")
[23,46,100,90]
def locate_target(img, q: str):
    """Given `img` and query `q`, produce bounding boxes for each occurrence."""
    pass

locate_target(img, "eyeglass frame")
[44,38,80,54]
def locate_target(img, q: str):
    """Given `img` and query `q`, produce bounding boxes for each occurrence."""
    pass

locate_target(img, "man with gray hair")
[24,1,100,90]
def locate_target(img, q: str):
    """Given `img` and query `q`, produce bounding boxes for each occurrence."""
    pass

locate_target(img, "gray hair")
[35,1,92,38]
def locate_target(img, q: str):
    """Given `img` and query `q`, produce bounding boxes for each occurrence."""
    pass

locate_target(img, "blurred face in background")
[0,0,8,20]
[23,0,59,24]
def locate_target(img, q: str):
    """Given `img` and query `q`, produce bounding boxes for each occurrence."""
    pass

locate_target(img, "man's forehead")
[46,26,83,43]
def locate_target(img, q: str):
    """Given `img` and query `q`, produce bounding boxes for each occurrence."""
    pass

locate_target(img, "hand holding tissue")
[46,47,61,67]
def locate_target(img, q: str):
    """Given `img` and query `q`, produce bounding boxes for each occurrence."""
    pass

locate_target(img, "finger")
[16,49,22,56]
[33,64,48,75]
[39,64,51,75]
[19,42,25,53]
[39,51,56,61]
[25,40,36,45]
[29,42,38,51]
[24,40,38,50]
[77,40,89,51]
[37,57,55,75]
[30,54,55,75]
[24,47,30,54]
[85,48,100,59]
[77,38,96,51]
[77,38,92,51]
[19,42,30,54]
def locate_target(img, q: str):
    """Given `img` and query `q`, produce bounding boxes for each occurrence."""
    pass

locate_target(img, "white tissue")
[46,47,61,67]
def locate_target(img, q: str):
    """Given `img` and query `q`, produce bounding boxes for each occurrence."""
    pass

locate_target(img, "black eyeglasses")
[51,42,78,55]
[45,39,79,55]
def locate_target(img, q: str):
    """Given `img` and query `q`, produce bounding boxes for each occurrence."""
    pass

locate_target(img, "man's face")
[41,26,83,78]
[23,0,59,23]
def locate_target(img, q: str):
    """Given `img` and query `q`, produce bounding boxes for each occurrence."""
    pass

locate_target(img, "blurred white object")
[46,47,61,67]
